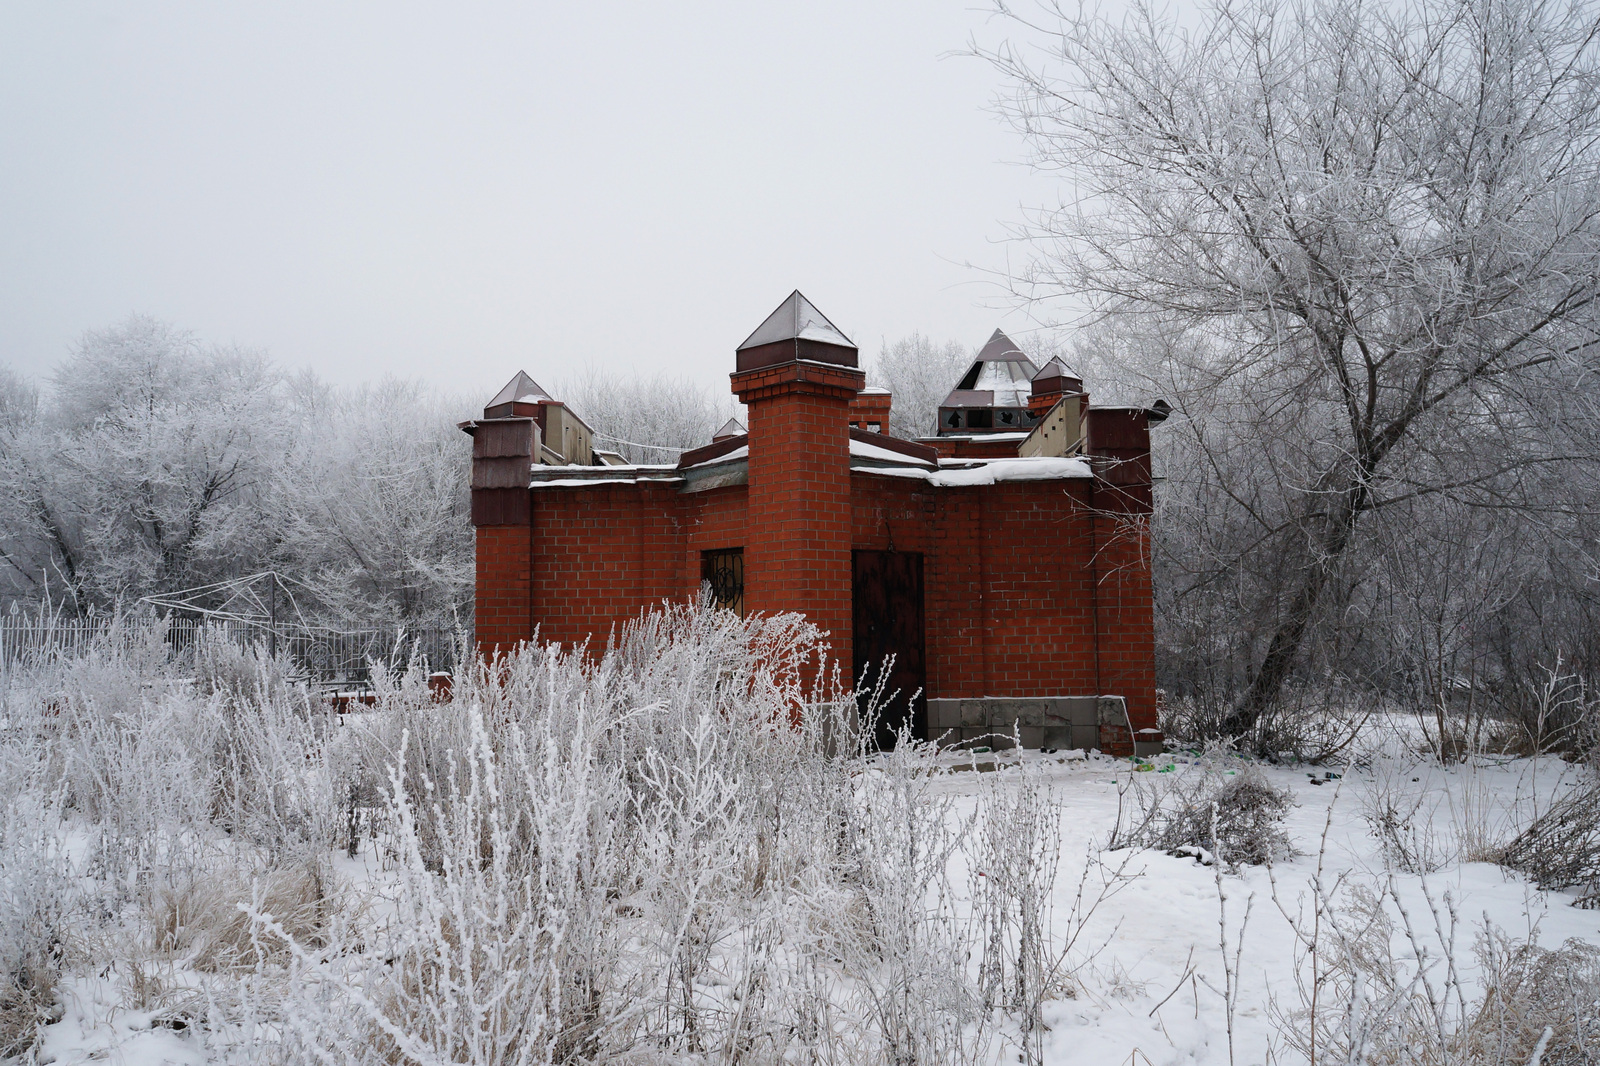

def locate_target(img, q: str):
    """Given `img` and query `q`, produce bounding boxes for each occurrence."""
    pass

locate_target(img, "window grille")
[701,548,744,617]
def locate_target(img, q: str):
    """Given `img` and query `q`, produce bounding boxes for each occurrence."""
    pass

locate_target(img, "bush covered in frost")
[1496,767,1600,909]
[0,604,1093,1064]
[1111,762,1295,866]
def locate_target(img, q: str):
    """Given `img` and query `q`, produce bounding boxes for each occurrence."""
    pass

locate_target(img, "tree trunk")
[1223,484,1366,742]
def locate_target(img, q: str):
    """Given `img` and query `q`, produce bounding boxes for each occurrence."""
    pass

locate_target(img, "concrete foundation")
[926,695,1162,756]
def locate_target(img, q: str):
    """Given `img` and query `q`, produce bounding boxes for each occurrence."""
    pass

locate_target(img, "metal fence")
[0,615,466,683]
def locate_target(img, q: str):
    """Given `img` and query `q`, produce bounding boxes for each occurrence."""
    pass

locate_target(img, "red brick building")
[463,292,1165,755]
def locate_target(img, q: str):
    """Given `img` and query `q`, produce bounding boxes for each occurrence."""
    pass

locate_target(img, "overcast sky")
[0,1,1064,401]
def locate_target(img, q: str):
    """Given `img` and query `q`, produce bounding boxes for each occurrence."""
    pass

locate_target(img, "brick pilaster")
[474,522,533,653]
[732,361,864,682]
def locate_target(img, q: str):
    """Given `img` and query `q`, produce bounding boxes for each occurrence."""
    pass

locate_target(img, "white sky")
[0,1,1066,402]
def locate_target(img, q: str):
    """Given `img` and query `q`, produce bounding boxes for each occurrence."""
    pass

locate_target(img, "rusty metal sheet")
[1085,408,1149,451]
[471,456,534,489]
[470,488,531,526]
[472,419,535,459]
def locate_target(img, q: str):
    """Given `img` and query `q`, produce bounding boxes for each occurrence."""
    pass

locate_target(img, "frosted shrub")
[1496,767,1600,908]
[256,603,998,1065]
[202,646,342,867]
[191,630,311,699]
[971,753,1068,1043]
[0,604,1068,1063]
[1271,873,1600,1066]
[1160,685,1374,762]
[39,622,344,906]
[55,664,218,896]
[149,863,342,974]
[1112,762,1295,866]
[1270,878,1456,1066]
[0,794,72,1059]
[843,731,986,1065]
[1362,757,1452,875]
[1467,932,1600,1065]
[272,708,634,1065]
[2,616,353,1027]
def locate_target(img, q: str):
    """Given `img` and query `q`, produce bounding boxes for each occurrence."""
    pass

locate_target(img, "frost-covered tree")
[869,333,970,439]
[559,368,738,464]
[0,319,474,629]
[272,378,473,629]
[984,0,1600,736]
[0,368,54,602]
[5,317,285,609]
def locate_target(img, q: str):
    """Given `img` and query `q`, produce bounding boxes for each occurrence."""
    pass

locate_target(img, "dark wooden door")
[852,550,927,748]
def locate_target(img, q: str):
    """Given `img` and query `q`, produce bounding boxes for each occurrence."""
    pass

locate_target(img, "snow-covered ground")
[30,739,1599,1066]
[932,745,1599,1064]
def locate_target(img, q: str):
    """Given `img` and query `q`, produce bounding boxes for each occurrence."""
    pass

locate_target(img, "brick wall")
[848,390,891,433]
[848,471,1158,751]
[685,483,749,578]
[1086,481,1158,742]
[528,483,687,652]
[471,384,1156,752]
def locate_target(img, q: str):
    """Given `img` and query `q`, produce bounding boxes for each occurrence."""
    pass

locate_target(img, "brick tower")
[730,292,864,679]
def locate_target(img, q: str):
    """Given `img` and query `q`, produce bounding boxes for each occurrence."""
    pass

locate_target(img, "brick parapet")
[848,391,892,433]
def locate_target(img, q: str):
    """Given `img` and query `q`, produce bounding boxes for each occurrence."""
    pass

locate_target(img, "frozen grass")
[1,608,1599,1064]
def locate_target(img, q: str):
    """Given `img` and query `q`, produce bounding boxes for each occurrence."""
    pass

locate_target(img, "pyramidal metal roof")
[487,370,552,407]
[714,416,747,438]
[1032,356,1077,380]
[974,329,1035,366]
[944,329,1039,407]
[737,290,855,351]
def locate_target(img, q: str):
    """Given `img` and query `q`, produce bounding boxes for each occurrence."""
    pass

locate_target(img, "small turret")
[1028,356,1085,418]
[461,371,600,472]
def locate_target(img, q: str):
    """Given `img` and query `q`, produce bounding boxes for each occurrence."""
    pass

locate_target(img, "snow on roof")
[966,360,1034,408]
[737,291,855,351]
[1032,356,1079,381]
[683,445,747,469]
[931,431,1031,442]
[488,370,552,407]
[528,477,674,489]
[943,331,1039,409]
[932,456,1090,485]
[865,455,1092,486]
[526,449,1085,489]
[528,464,680,488]
[849,437,935,467]
[531,463,679,473]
